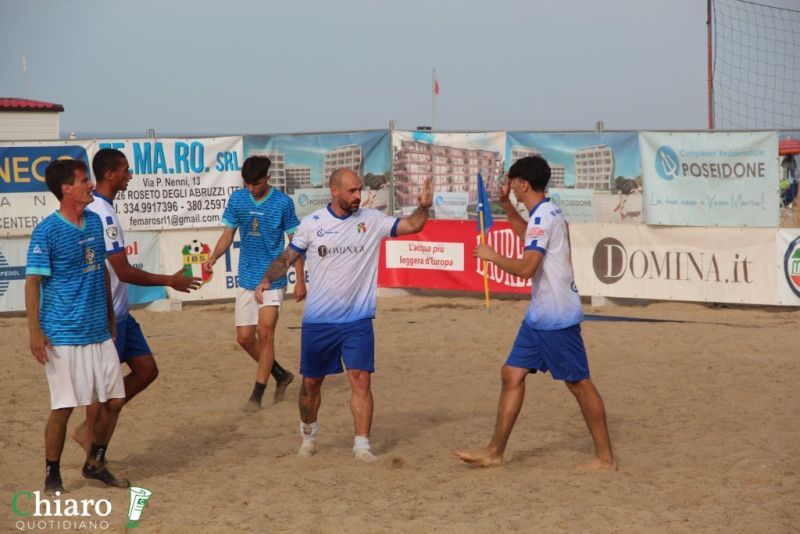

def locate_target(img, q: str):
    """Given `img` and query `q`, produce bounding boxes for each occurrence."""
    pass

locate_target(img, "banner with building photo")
[548,188,595,223]
[569,223,778,305]
[506,131,642,224]
[87,137,245,231]
[776,228,800,305]
[0,236,29,312]
[244,131,391,217]
[640,131,779,227]
[157,229,307,302]
[0,140,94,236]
[391,131,506,219]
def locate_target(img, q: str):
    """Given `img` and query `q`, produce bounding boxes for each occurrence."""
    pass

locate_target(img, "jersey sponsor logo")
[317,244,365,258]
[784,235,800,298]
[527,227,545,239]
[105,226,119,240]
[181,240,213,285]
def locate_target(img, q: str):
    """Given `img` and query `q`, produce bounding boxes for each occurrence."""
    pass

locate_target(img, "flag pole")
[479,209,490,309]
[432,68,436,130]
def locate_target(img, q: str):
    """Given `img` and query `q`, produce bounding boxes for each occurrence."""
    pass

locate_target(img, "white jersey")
[523,198,583,330]
[290,205,399,324]
[87,192,129,320]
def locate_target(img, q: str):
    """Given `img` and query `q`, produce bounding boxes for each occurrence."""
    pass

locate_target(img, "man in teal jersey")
[206,155,306,410]
[26,159,129,494]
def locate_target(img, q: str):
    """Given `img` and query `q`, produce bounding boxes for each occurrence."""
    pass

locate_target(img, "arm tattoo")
[263,247,301,283]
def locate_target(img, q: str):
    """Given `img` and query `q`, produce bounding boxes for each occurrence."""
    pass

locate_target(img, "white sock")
[353,435,371,451]
[300,421,319,442]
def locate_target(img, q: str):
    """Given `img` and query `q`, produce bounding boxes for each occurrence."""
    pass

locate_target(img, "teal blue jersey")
[26,211,110,346]
[221,188,300,290]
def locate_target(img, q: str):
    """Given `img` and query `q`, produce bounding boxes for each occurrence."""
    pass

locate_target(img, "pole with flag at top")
[432,68,439,130]
[476,172,493,308]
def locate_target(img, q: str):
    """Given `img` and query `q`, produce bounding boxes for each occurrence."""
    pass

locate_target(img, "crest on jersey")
[85,247,96,265]
[356,222,367,234]
[250,217,261,237]
[106,226,119,240]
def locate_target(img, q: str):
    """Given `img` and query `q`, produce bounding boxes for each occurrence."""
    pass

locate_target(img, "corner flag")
[476,172,493,232]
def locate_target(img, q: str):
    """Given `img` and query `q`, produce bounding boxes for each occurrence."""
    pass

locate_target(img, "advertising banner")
[570,223,778,305]
[549,188,595,223]
[0,141,93,236]
[125,232,166,306]
[776,229,800,306]
[0,237,29,312]
[244,131,391,216]
[158,229,306,302]
[507,131,642,223]
[90,137,245,231]
[391,131,506,218]
[640,131,779,227]
[432,191,469,220]
[378,220,530,295]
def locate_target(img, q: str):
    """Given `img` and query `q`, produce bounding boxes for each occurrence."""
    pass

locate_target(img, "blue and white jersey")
[26,211,110,346]
[87,192,129,320]
[290,205,399,324]
[523,198,583,330]
[222,188,300,291]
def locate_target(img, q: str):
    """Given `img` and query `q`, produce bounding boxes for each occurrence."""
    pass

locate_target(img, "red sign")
[378,220,531,295]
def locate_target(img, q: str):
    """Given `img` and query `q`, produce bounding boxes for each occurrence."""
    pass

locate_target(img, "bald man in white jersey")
[256,168,432,462]
[454,156,615,471]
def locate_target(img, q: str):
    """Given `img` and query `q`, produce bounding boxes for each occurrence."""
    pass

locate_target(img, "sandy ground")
[1,295,799,533]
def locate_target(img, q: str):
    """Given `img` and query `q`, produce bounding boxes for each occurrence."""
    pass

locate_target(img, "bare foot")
[69,421,91,455]
[452,449,504,468]
[574,457,618,472]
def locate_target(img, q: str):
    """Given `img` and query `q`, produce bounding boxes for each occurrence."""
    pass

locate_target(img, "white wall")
[0,112,60,141]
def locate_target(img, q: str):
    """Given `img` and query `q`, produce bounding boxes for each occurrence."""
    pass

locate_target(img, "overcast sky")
[1,0,797,137]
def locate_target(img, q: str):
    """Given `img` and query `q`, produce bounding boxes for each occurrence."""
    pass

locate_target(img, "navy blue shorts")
[506,322,590,382]
[115,315,152,362]
[300,319,375,378]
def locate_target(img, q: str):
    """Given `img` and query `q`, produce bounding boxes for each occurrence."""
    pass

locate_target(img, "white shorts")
[45,339,126,410]
[235,287,286,326]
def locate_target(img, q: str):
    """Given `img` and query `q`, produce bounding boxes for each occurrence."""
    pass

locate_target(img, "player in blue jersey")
[25,159,129,494]
[70,148,202,453]
[453,156,615,470]
[205,155,305,410]
[256,168,432,462]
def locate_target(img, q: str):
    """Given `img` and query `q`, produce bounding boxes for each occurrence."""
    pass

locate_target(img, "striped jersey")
[26,211,111,345]
[222,188,300,290]
[290,205,399,324]
[87,192,129,320]
[523,198,583,330]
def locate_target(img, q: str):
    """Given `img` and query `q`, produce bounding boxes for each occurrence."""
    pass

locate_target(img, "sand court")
[1,295,798,533]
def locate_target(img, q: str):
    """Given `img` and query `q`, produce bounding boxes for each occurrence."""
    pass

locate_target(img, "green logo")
[127,487,152,528]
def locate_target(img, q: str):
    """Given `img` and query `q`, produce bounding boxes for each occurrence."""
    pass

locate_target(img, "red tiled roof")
[0,98,64,112]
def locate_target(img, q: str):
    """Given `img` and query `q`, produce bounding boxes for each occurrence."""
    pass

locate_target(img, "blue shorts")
[115,315,152,362]
[506,322,590,382]
[300,319,375,378]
